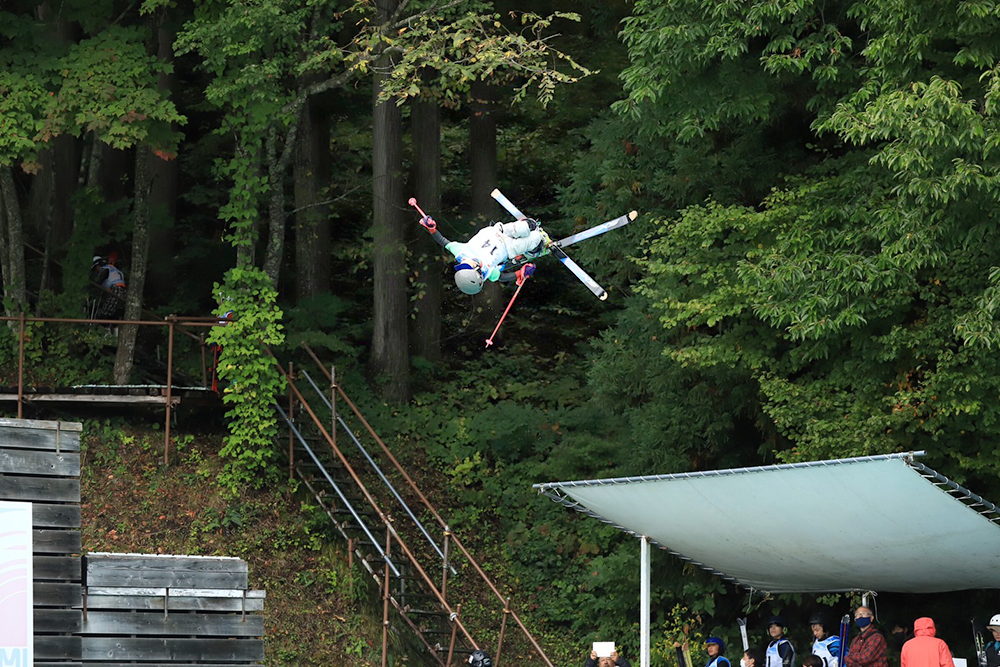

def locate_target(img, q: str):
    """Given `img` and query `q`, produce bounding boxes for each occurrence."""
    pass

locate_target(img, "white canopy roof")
[535,453,1000,593]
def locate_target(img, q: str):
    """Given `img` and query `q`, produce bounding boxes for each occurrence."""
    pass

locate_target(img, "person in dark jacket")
[986,615,1000,667]
[844,607,888,667]
[900,617,952,667]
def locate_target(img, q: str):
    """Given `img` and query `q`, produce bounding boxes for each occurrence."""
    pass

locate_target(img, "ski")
[838,614,850,664]
[490,188,610,300]
[556,210,638,249]
[974,619,987,667]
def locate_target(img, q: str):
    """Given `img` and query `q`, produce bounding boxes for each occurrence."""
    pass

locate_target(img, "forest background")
[3,0,1000,663]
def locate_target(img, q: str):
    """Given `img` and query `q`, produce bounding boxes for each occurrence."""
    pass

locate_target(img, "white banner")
[0,501,33,666]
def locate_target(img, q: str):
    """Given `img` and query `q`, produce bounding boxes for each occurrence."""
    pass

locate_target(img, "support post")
[382,522,392,667]
[447,603,462,666]
[200,333,207,387]
[441,527,450,602]
[17,312,24,419]
[164,319,175,465]
[288,362,295,481]
[640,535,650,667]
[496,596,511,664]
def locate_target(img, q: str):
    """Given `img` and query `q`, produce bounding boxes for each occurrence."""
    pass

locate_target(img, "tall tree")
[370,0,409,402]
[411,80,443,363]
[469,78,503,326]
[113,145,152,384]
[294,97,331,301]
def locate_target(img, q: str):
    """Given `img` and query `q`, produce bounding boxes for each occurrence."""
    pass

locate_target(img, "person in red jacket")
[901,618,953,667]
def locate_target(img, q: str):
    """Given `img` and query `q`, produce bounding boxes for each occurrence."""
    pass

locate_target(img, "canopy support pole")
[641,535,650,667]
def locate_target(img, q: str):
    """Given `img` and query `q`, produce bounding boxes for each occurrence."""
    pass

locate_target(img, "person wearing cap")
[765,616,796,667]
[844,607,887,667]
[416,212,548,295]
[985,615,1000,667]
[809,613,842,667]
[706,637,731,667]
[900,617,953,667]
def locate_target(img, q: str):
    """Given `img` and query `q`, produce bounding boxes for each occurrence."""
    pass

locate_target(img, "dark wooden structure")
[0,418,265,666]
[0,418,83,666]
[81,553,265,665]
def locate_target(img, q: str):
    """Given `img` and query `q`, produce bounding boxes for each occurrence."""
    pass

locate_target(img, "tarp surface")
[537,455,1000,593]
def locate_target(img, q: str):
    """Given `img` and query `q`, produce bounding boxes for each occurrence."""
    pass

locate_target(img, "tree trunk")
[470,78,502,325]
[411,85,443,362]
[294,97,331,301]
[0,167,27,316]
[113,145,151,384]
[147,25,179,306]
[370,0,409,403]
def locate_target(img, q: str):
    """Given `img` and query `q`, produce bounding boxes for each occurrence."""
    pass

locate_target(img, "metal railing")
[274,343,555,666]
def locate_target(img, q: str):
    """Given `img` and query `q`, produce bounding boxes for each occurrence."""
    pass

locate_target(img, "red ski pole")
[485,265,534,348]
[408,197,436,231]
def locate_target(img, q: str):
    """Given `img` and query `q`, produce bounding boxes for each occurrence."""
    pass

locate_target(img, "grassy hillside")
[79,420,382,666]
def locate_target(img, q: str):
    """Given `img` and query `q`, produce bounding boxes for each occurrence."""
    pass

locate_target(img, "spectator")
[809,613,842,667]
[766,616,797,667]
[91,255,127,321]
[844,607,888,667]
[743,648,766,667]
[803,657,825,667]
[900,618,952,667]
[587,646,632,667]
[706,637,731,667]
[986,615,1000,667]
[891,625,914,653]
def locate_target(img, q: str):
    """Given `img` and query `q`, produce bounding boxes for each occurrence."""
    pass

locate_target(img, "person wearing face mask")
[743,647,765,667]
[706,637,731,667]
[843,607,887,667]
[900,617,953,667]
[809,613,842,667]
[765,616,796,667]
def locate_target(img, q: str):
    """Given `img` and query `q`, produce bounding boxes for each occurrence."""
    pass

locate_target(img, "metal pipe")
[382,523,392,667]
[299,342,550,665]
[442,529,450,600]
[276,403,401,576]
[640,536,650,667]
[164,320,174,465]
[447,603,461,666]
[288,363,295,482]
[17,313,24,419]
[495,597,511,665]
[274,368,479,649]
[300,369,453,570]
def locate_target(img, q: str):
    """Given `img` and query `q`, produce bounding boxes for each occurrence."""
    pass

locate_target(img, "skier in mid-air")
[412,206,548,295]
[409,189,637,300]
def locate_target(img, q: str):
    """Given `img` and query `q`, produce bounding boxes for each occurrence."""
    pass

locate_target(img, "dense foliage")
[4,0,1000,663]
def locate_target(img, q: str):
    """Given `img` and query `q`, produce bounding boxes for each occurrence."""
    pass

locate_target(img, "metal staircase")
[272,344,554,666]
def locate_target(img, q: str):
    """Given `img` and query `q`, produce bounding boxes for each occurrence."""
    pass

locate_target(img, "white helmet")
[454,263,483,295]
[988,614,1000,630]
[92,255,103,267]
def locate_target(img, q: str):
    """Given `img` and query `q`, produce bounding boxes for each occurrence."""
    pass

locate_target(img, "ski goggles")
[454,261,480,272]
